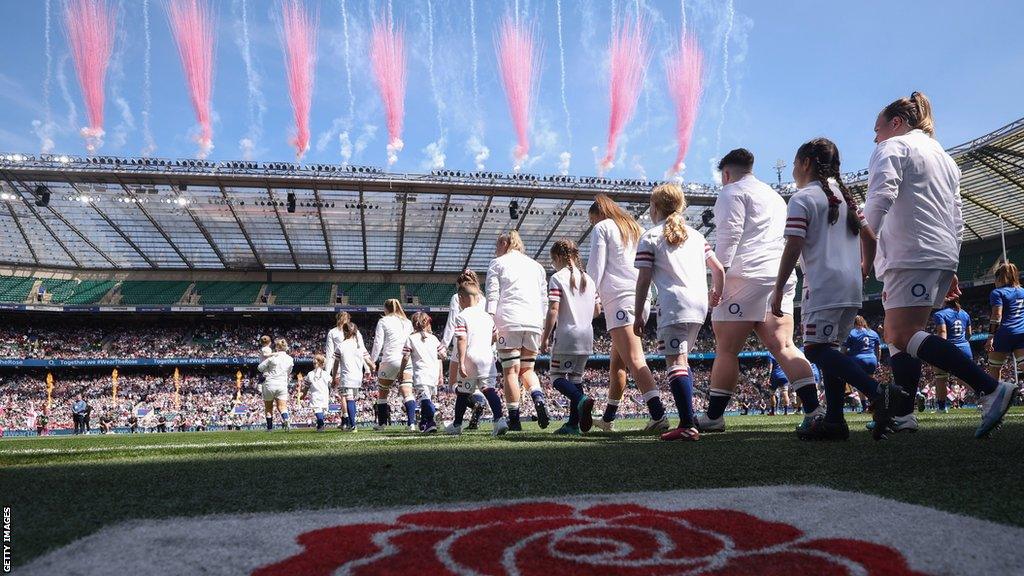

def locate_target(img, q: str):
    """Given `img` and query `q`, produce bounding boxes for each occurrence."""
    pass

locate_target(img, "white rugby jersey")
[784,181,864,312]
[635,223,711,326]
[403,332,445,388]
[324,326,366,376]
[257,351,293,388]
[370,315,414,366]
[587,218,641,304]
[337,338,367,389]
[864,129,962,276]
[455,305,498,380]
[548,266,598,355]
[712,173,789,282]
[442,292,488,348]
[485,250,547,334]
[305,367,331,406]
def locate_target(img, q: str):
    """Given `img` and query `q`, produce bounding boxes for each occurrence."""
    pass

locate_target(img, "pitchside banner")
[0,304,448,313]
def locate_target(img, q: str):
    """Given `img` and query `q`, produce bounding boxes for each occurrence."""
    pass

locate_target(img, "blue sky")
[1,0,1022,185]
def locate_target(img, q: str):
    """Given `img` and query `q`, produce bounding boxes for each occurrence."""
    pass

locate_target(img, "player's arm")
[707,250,725,308]
[633,267,653,338]
[771,236,804,318]
[712,191,744,272]
[934,319,947,339]
[587,226,608,292]
[541,300,558,355]
[987,303,1002,352]
[485,261,500,318]
[864,141,905,236]
[370,320,384,362]
[859,220,878,279]
[456,334,469,378]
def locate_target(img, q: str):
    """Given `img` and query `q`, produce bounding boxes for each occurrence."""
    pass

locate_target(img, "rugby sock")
[420,399,436,426]
[530,388,545,403]
[508,403,521,427]
[667,365,694,428]
[453,392,470,427]
[482,387,504,419]
[821,372,847,424]
[404,399,417,426]
[908,332,998,395]
[889,351,922,417]
[346,400,357,428]
[706,389,732,421]
[642,390,666,420]
[265,416,273,430]
[374,401,386,426]
[315,412,325,429]
[602,399,620,423]
[280,412,289,426]
[381,402,391,425]
[792,377,820,414]
[553,377,583,404]
[803,345,880,399]
[471,390,486,407]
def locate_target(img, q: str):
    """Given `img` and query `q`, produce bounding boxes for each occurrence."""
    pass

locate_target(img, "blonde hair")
[412,311,432,341]
[882,91,935,137]
[550,239,587,293]
[995,261,1021,288]
[458,282,480,300]
[498,230,526,254]
[457,269,480,288]
[336,311,351,328]
[342,322,358,340]
[854,315,868,328]
[314,353,325,367]
[384,298,407,319]
[651,184,688,246]
[259,335,271,346]
[274,338,288,352]
[590,194,641,246]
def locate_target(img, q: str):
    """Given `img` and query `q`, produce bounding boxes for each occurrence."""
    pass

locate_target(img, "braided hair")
[550,239,588,293]
[795,138,861,235]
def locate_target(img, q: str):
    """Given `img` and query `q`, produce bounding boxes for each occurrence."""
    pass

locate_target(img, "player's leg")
[934,370,949,413]
[342,389,358,431]
[275,396,290,430]
[263,399,274,430]
[755,314,818,419]
[661,324,701,441]
[594,348,627,431]
[498,342,523,430]
[608,326,667,431]
[986,352,1007,381]
[704,320,755,430]
[519,340,549,429]
[375,378,394,430]
[398,381,416,430]
[419,385,437,433]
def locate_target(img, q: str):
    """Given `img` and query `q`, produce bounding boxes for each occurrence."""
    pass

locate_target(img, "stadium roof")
[1,116,1021,272]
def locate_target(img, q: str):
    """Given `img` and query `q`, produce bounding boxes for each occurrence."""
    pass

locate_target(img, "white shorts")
[657,322,702,356]
[262,385,288,402]
[802,307,859,345]
[377,360,412,383]
[339,388,357,401]
[879,268,955,311]
[603,294,650,330]
[457,375,495,393]
[496,331,541,354]
[415,384,437,402]
[712,277,795,322]
[550,354,589,381]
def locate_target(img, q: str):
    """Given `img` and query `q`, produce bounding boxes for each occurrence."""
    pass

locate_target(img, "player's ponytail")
[550,239,587,293]
[995,261,1021,288]
[651,183,688,246]
[342,322,357,340]
[457,269,479,288]
[498,230,526,254]
[384,298,407,319]
[854,315,867,329]
[590,194,642,246]
[882,91,935,137]
[795,138,861,236]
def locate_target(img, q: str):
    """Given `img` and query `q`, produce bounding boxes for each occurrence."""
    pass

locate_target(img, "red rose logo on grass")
[254,502,927,575]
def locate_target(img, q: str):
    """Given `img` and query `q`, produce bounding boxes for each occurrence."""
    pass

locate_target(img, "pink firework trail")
[601,16,649,174]
[495,16,540,170]
[370,10,406,166]
[280,0,318,160]
[666,33,704,175]
[64,0,115,152]
[168,0,216,158]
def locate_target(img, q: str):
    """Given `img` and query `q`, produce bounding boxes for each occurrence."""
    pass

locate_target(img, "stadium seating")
[193,281,263,305]
[118,281,191,305]
[406,283,456,306]
[38,279,116,304]
[267,282,331,305]
[339,282,402,305]
[0,276,34,303]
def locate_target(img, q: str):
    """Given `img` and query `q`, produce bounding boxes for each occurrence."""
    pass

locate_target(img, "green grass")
[2,408,1022,567]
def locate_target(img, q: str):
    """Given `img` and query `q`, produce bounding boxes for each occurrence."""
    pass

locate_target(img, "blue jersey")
[991,286,1024,335]
[932,308,971,346]
[845,328,880,359]
[768,354,787,383]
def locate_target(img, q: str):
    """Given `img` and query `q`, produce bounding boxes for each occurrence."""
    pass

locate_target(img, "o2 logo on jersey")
[911,283,928,298]
[564,360,574,369]
[729,303,742,317]
[823,325,834,337]
[498,336,506,346]
[616,310,628,321]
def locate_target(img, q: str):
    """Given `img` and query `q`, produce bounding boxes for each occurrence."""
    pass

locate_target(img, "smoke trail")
[141,0,155,155]
[65,0,116,152]
[555,0,571,174]
[715,0,734,156]
[57,55,79,131]
[680,0,686,36]
[237,0,264,160]
[469,0,479,109]
[35,0,56,153]
[370,8,407,166]
[465,0,488,170]
[280,0,318,160]
[425,0,445,168]
[340,0,354,124]
[466,134,489,170]
[167,0,217,158]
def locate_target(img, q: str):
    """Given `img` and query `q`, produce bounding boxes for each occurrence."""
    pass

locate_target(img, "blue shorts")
[993,331,1024,354]
[769,375,789,390]
[852,356,877,375]
[955,342,973,360]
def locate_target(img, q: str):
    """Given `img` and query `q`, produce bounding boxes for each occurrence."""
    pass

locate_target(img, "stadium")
[3,0,1024,574]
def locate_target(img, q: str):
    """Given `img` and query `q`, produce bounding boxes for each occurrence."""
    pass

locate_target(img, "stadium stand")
[266,282,331,305]
[37,279,116,304]
[0,276,34,303]
[405,282,456,306]
[117,281,191,305]
[193,281,263,305]
[339,282,402,305]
